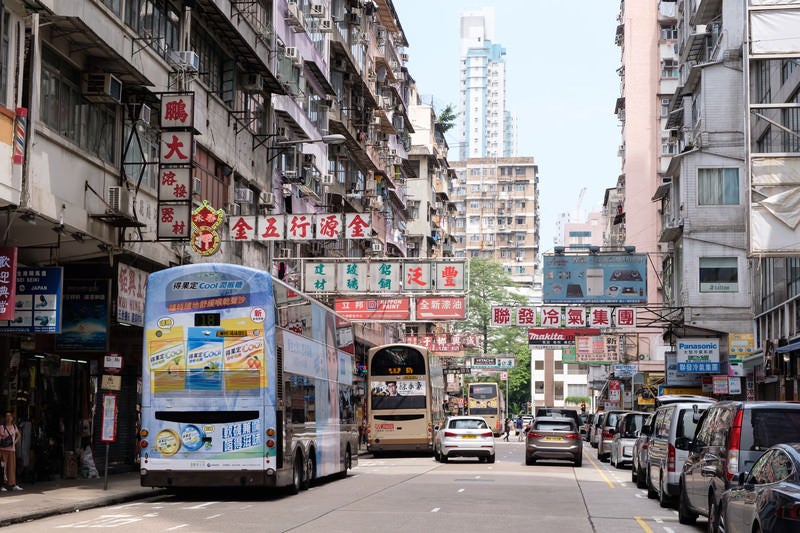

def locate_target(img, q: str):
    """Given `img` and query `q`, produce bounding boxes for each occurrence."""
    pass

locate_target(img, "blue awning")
[775,340,800,354]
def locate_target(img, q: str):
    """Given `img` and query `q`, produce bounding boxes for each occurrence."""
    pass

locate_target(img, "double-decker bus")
[468,382,504,436]
[139,263,358,492]
[366,344,446,454]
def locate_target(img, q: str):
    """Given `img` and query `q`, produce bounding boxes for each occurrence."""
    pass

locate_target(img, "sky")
[393,1,622,253]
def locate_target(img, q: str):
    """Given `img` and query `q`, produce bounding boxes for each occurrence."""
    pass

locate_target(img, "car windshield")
[534,421,573,431]
[449,419,488,430]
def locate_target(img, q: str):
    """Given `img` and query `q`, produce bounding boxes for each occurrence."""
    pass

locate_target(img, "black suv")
[678,401,800,529]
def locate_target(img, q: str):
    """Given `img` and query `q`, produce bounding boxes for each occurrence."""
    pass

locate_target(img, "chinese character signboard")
[403,262,432,291]
[575,335,620,364]
[228,213,372,243]
[416,297,466,320]
[335,298,410,321]
[0,247,17,320]
[117,263,146,327]
[190,200,224,256]
[527,328,601,347]
[543,253,647,304]
[0,267,62,333]
[676,338,721,373]
[157,93,195,241]
[299,260,465,295]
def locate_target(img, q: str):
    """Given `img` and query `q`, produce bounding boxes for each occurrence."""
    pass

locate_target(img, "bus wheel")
[291,453,303,494]
[302,451,315,490]
[337,447,351,479]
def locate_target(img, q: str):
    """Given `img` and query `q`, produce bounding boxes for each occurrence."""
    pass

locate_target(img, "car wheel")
[336,447,351,479]
[678,483,698,525]
[434,446,441,462]
[646,467,658,499]
[707,498,719,533]
[636,466,647,489]
[302,452,314,490]
[487,454,496,464]
[574,455,582,467]
[717,504,728,533]
[610,450,616,467]
[525,454,535,466]
[658,473,672,508]
[631,461,638,482]
[440,452,448,463]
[290,452,303,495]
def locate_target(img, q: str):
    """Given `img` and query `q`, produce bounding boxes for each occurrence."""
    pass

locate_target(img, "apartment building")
[457,8,515,160]
[0,0,423,475]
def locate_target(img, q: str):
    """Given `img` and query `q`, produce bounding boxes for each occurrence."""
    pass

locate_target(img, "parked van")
[589,411,605,449]
[646,398,715,507]
[678,401,800,529]
[596,409,629,462]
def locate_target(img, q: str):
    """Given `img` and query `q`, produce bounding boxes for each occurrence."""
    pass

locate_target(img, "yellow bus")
[366,344,446,454]
[468,382,504,436]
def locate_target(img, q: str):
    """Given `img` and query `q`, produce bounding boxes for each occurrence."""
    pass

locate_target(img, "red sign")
[0,247,18,320]
[335,298,410,320]
[527,328,602,346]
[416,297,466,320]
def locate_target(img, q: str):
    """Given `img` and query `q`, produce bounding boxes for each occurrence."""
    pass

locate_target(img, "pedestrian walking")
[516,417,523,441]
[503,418,512,441]
[0,410,22,491]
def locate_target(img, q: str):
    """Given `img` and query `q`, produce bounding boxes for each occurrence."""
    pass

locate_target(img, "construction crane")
[574,186,587,222]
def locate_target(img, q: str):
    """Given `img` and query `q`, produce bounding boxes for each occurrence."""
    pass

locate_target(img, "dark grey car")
[525,416,583,467]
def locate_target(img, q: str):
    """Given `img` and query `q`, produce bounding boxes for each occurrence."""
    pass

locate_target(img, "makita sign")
[528,328,601,347]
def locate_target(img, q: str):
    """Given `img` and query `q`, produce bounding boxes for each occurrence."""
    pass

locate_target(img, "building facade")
[0,0,437,479]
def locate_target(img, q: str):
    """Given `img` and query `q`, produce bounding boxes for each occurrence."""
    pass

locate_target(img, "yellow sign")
[101,374,122,391]
[729,333,756,362]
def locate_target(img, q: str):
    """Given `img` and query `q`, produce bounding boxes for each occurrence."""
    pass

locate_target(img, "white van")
[646,399,715,508]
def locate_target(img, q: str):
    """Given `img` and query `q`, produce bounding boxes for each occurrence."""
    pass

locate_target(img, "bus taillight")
[140,429,149,438]
[266,439,275,448]
[266,427,276,437]
[140,440,148,449]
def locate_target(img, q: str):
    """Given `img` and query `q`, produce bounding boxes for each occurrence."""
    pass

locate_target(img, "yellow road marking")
[584,450,615,488]
[634,516,654,533]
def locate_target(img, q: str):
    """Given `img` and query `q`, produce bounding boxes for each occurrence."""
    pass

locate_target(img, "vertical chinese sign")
[0,247,17,320]
[157,93,195,242]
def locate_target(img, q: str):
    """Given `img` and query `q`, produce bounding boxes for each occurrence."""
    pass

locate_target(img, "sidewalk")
[0,447,372,527]
[0,470,165,527]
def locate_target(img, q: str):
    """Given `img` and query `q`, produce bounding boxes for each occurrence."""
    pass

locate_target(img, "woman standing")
[0,411,22,491]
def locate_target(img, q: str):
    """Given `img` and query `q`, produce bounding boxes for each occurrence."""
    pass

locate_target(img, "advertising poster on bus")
[141,264,276,471]
[370,378,426,409]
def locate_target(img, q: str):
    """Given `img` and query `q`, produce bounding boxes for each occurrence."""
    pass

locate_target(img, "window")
[660,24,677,40]
[554,381,563,400]
[534,360,544,371]
[40,46,117,165]
[661,98,671,117]
[534,381,544,394]
[554,360,563,374]
[124,0,180,60]
[700,257,738,292]
[698,168,739,205]
[661,59,679,79]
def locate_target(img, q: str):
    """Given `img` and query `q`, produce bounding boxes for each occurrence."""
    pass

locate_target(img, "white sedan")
[434,416,496,463]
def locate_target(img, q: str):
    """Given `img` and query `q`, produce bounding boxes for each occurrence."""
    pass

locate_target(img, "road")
[4,441,708,532]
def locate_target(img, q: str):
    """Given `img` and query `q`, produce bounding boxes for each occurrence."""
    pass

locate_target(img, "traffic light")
[580,401,586,412]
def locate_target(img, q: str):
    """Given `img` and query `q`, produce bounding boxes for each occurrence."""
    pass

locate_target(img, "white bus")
[139,263,357,492]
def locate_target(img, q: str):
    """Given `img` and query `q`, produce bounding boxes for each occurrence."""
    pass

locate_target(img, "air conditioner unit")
[373,116,381,125]
[275,126,288,140]
[262,191,276,208]
[227,203,241,216]
[283,170,298,181]
[389,149,397,156]
[241,73,265,93]
[347,12,360,25]
[309,2,325,17]
[234,187,254,203]
[83,73,122,104]
[407,242,417,250]
[138,103,152,124]
[107,185,131,215]
[170,50,200,72]
[192,177,202,195]
[371,242,383,253]
[376,27,386,41]
[303,153,316,167]
[284,47,301,63]
[400,52,409,63]
[321,174,334,185]
[318,18,334,32]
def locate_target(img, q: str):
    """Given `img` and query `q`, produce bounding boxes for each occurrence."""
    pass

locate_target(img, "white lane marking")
[143,513,159,517]
[167,525,189,531]
[431,508,440,513]
[206,514,223,520]
[185,501,219,509]
[55,515,143,528]
[458,488,465,493]
[110,502,145,509]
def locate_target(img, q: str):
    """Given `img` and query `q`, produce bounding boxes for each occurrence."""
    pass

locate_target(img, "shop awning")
[776,339,800,353]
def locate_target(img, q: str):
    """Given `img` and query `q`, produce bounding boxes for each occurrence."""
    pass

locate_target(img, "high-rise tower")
[458,8,515,160]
